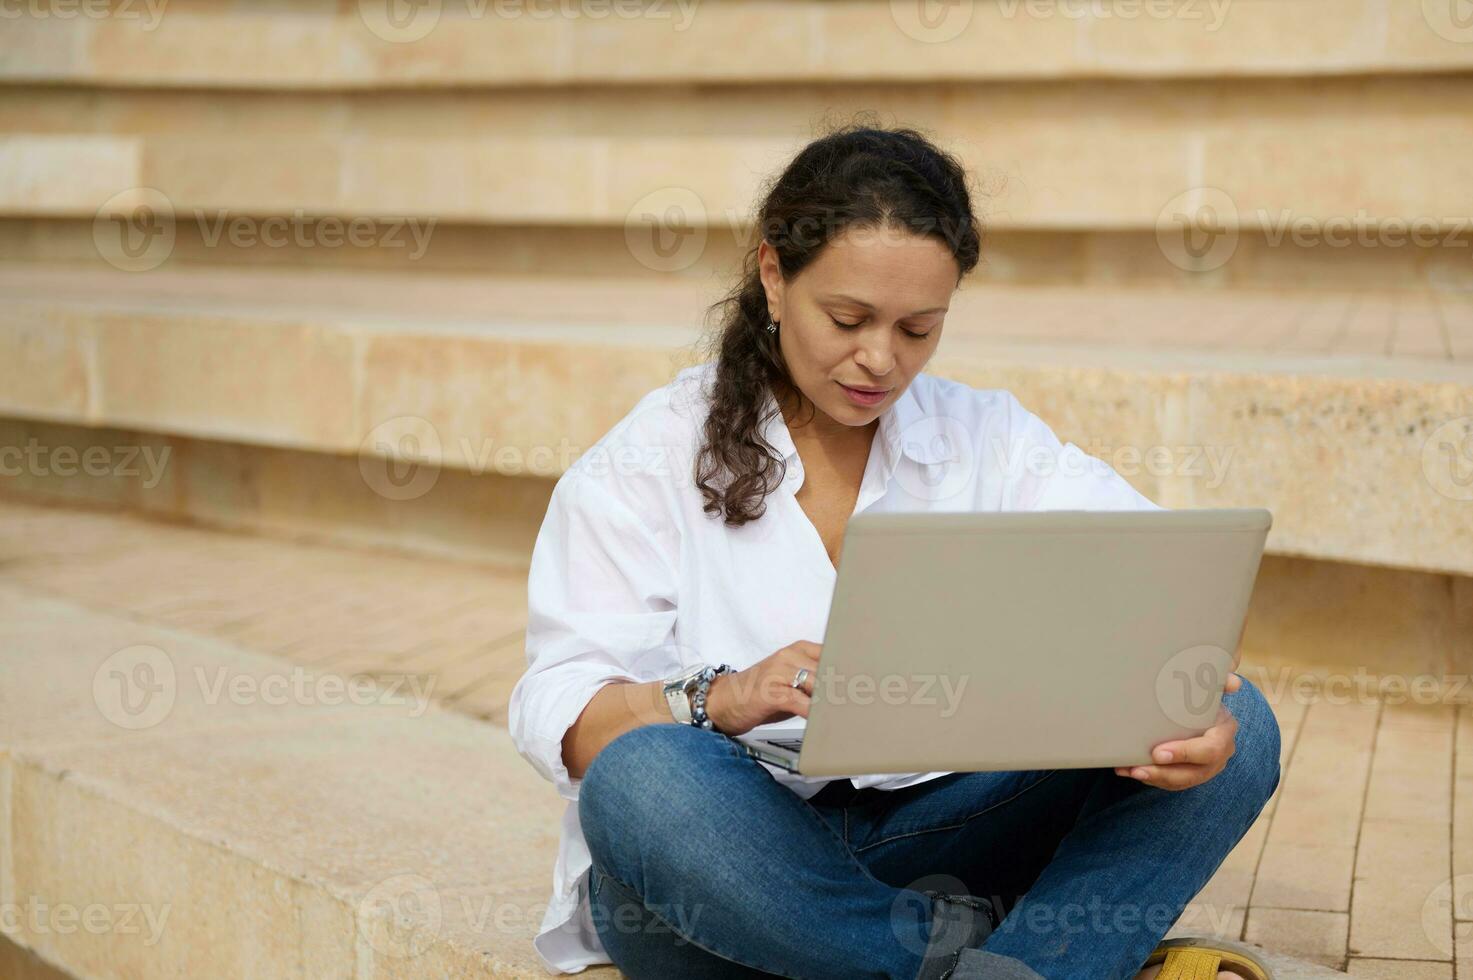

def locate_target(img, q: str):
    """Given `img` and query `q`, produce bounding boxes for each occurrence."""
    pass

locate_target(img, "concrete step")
[0,502,1360,979]
[3,0,1469,89]
[0,581,620,978]
[1,264,1471,576]
[1,74,1470,229]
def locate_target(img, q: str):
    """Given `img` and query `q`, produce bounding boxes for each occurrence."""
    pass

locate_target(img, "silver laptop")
[735,508,1272,776]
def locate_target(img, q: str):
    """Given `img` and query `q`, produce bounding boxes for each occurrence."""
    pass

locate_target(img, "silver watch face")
[664,666,704,722]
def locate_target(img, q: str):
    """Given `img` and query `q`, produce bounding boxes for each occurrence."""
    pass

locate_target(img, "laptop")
[734,508,1272,776]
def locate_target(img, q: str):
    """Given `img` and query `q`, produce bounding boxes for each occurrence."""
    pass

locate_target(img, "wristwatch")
[662,664,708,725]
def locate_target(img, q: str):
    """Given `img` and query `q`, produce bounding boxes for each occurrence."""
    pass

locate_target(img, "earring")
[766,317,778,334]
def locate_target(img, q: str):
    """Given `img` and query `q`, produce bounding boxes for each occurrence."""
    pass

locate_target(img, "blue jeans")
[578,678,1280,980]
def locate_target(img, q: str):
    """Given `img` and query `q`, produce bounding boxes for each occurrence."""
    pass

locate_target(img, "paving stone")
[1245,908,1349,969]
[1346,959,1451,979]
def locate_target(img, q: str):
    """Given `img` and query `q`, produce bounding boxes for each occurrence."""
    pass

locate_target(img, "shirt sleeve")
[508,466,682,803]
[1001,391,1166,513]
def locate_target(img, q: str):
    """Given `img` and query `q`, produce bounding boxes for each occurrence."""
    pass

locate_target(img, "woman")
[509,124,1281,980]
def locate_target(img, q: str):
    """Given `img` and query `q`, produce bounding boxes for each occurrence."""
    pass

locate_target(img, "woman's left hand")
[1114,672,1242,791]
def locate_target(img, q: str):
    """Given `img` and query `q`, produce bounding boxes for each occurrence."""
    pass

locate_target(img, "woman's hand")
[704,641,822,737]
[1115,672,1243,791]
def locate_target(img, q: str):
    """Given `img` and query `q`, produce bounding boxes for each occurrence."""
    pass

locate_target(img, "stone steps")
[3,73,1471,231]
[3,0,1469,89]
[0,582,621,979]
[0,499,1354,980]
[2,264,1471,575]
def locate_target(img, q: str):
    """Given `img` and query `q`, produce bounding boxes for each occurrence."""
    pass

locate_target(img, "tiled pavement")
[3,496,1470,976]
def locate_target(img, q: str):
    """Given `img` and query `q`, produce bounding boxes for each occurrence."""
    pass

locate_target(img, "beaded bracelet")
[689,663,735,730]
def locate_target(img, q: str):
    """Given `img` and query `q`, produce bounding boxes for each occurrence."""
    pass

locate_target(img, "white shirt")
[508,361,1165,974]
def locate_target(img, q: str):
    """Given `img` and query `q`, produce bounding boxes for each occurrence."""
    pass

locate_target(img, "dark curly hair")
[693,118,984,527]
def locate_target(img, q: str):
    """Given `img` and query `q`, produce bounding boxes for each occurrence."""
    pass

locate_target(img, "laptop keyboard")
[765,737,805,751]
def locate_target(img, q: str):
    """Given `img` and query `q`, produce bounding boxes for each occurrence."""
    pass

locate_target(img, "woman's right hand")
[704,641,822,737]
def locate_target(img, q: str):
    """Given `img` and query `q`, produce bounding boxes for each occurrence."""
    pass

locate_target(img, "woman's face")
[759,224,957,434]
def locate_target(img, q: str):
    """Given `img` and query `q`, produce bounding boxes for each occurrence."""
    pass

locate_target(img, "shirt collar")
[757,376,946,476]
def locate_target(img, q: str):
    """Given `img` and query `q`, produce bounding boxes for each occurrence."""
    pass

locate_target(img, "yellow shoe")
[1142,936,1273,979]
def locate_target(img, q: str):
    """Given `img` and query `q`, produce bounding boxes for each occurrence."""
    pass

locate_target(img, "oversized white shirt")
[508,360,1165,974]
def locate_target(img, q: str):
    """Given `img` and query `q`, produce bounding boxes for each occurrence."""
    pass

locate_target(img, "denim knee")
[578,724,730,870]
[1219,676,1282,807]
